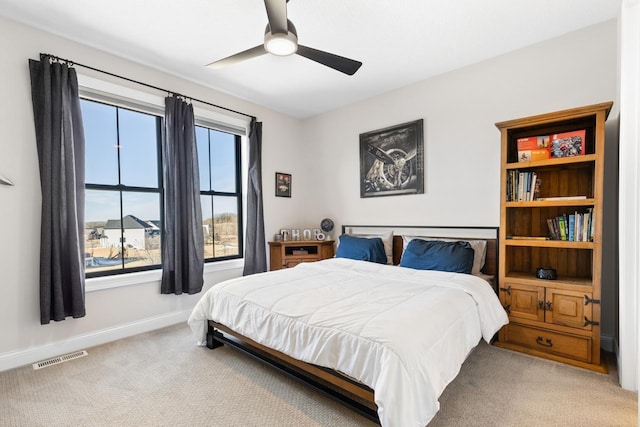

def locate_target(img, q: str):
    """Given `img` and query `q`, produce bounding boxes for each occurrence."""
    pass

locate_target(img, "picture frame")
[275,172,291,197]
[359,119,424,198]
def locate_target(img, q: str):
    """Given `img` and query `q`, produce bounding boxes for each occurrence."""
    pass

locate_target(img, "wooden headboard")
[342,225,499,278]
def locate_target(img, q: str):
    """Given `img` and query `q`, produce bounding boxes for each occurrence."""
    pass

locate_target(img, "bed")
[188,225,508,426]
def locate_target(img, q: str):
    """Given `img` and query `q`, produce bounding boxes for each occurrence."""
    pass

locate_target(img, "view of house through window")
[81,97,243,277]
[82,99,162,276]
[195,125,243,260]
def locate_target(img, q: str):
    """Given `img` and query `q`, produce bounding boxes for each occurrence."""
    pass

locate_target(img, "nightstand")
[268,240,335,270]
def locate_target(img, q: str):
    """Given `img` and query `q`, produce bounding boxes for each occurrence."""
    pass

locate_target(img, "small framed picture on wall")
[275,172,291,197]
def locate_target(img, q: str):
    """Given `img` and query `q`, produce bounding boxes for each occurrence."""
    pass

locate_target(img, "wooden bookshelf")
[494,102,612,373]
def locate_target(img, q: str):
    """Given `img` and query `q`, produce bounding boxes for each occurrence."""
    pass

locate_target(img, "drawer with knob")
[502,323,592,363]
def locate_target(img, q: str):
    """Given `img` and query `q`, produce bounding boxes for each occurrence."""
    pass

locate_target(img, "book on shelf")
[568,214,575,242]
[517,135,550,162]
[518,172,525,201]
[550,130,586,158]
[558,215,567,240]
[506,236,550,240]
[532,177,542,200]
[537,195,588,201]
[546,219,557,240]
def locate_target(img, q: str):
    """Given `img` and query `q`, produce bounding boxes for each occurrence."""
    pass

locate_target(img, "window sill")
[86,259,244,292]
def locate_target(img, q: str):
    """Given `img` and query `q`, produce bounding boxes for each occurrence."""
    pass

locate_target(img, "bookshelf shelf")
[504,272,593,290]
[505,154,597,169]
[494,102,612,372]
[505,199,596,208]
[504,239,595,249]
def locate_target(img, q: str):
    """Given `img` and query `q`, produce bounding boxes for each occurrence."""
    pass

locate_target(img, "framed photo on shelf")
[275,172,291,197]
[359,119,424,198]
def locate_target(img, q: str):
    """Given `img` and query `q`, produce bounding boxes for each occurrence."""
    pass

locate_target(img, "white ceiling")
[0,0,620,118]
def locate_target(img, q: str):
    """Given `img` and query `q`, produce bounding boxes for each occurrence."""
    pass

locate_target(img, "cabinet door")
[546,289,593,330]
[502,283,544,322]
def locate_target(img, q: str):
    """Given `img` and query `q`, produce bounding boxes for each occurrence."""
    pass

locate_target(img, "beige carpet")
[0,324,636,426]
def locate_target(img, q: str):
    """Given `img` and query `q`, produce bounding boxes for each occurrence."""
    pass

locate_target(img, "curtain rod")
[42,53,257,121]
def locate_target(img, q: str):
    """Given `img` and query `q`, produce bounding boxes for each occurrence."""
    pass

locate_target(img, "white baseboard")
[0,309,192,373]
[601,335,615,353]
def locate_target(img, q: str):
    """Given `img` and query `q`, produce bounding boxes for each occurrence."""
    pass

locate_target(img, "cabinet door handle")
[499,286,511,295]
[545,301,553,312]
[536,336,553,347]
[584,295,601,306]
[537,300,545,310]
[584,316,600,327]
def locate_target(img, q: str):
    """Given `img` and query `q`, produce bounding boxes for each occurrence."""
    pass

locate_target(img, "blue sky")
[82,99,239,223]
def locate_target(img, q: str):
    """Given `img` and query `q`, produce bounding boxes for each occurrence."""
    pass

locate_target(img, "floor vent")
[32,350,88,370]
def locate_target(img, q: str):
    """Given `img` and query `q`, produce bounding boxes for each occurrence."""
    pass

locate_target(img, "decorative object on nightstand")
[268,239,335,270]
[313,228,322,240]
[494,102,612,373]
[320,218,334,241]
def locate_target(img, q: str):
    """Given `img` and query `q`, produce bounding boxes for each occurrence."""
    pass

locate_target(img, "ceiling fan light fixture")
[264,32,298,56]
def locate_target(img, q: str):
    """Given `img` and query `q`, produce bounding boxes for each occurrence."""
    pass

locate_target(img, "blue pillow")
[336,235,387,264]
[400,239,474,274]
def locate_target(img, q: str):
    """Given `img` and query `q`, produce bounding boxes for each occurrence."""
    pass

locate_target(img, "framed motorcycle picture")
[359,119,424,198]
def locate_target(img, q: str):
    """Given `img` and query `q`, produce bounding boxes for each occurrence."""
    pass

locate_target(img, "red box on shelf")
[550,130,586,158]
[517,135,550,162]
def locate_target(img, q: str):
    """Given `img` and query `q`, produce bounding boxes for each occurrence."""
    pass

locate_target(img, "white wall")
[299,21,619,337]
[617,0,640,392]
[301,20,618,227]
[0,16,303,371]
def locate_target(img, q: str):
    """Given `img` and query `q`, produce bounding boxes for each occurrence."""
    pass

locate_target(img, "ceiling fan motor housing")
[264,20,298,56]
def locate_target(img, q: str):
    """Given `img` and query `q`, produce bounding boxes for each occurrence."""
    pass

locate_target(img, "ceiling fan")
[206,0,362,75]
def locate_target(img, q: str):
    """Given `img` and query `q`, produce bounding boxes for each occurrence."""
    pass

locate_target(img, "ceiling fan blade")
[296,45,362,75]
[264,0,288,34]
[206,45,267,69]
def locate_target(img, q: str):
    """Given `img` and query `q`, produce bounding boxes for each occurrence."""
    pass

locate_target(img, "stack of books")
[506,170,540,201]
[547,209,595,241]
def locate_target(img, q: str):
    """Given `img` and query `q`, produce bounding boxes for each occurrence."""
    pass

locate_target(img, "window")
[82,99,163,277]
[195,125,243,261]
[81,91,245,279]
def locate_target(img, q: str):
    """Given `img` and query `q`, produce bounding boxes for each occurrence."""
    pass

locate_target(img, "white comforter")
[188,258,508,427]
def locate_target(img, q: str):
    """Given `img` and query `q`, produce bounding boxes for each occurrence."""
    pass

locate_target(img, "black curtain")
[29,54,86,324]
[161,96,204,294]
[243,119,267,275]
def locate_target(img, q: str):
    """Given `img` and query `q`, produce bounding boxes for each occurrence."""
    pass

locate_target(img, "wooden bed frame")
[205,225,499,423]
